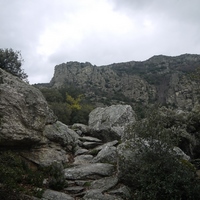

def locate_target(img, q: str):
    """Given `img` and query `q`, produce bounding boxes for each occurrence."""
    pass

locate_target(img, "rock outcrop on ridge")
[46,54,200,110]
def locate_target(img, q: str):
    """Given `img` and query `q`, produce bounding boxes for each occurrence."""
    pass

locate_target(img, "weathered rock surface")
[88,105,136,142]
[21,143,69,166]
[42,189,74,200]
[89,176,118,192]
[73,154,93,165]
[0,69,76,167]
[79,136,102,143]
[64,163,115,180]
[83,189,124,200]
[108,185,132,199]
[92,146,117,164]
[71,123,89,135]
[0,69,56,147]
[44,121,79,148]
[93,140,119,151]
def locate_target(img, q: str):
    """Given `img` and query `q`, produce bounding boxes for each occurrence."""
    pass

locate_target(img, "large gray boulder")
[0,69,56,147]
[88,105,135,142]
[0,69,79,167]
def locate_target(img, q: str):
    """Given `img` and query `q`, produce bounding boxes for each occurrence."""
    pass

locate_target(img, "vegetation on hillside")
[39,86,94,125]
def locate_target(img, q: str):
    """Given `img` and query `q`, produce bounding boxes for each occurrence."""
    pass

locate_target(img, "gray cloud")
[0,0,200,84]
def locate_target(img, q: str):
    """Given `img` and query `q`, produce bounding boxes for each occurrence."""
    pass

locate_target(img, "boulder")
[94,140,119,151]
[43,121,79,149]
[0,69,56,147]
[117,139,139,185]
[88,105,135,142]
[71,123,89,135]
[92,146,117,164]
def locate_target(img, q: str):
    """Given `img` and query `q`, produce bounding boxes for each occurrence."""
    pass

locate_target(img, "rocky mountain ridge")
[1,64,200,199]
[41,54,200,110]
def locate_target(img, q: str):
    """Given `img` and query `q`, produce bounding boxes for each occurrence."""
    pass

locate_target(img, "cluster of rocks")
[39,104,136,200]
[0,68,194,199]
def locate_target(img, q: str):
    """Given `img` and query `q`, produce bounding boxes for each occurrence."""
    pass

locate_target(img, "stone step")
[64,186,85,194]
[82,189,124,200]
[89,176,118,192]
[73,154,93,165]
[42,189,74,200]
[82,141,102,149]
[64,163,116,180]
[74,148,89,156]
[94,140,119,151]
[79,136,102,143]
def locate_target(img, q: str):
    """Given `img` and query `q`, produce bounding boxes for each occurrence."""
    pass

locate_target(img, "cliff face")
[49,54,200,110]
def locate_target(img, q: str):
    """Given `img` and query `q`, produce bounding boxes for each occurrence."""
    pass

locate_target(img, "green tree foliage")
[0,48,28,81]
[66,94,82,110]
[128,107,200,199]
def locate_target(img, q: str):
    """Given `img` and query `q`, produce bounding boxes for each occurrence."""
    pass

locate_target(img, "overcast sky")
[1,0,200,84]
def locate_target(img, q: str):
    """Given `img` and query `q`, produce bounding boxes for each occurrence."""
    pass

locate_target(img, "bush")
[133,141,200,200]
[0,151,68,199]
[128,107,200,199]
[0,151,44,199]
[43,162,67,190]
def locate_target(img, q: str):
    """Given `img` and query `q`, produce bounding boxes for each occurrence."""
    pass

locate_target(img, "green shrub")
[0,151,44,198]
[43,162,67,190]
[128,107,200,200]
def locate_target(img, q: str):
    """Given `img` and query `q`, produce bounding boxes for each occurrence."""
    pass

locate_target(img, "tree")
[0,48,28,81]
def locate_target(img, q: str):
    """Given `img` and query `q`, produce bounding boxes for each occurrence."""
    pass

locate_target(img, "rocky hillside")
[43,54,200,110]
[1,67,200,199]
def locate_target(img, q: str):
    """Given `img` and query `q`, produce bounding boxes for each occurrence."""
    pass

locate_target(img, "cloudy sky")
[1,0,200,84]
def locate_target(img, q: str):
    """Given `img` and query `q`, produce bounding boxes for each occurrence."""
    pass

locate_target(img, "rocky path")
[42,135,131,200]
